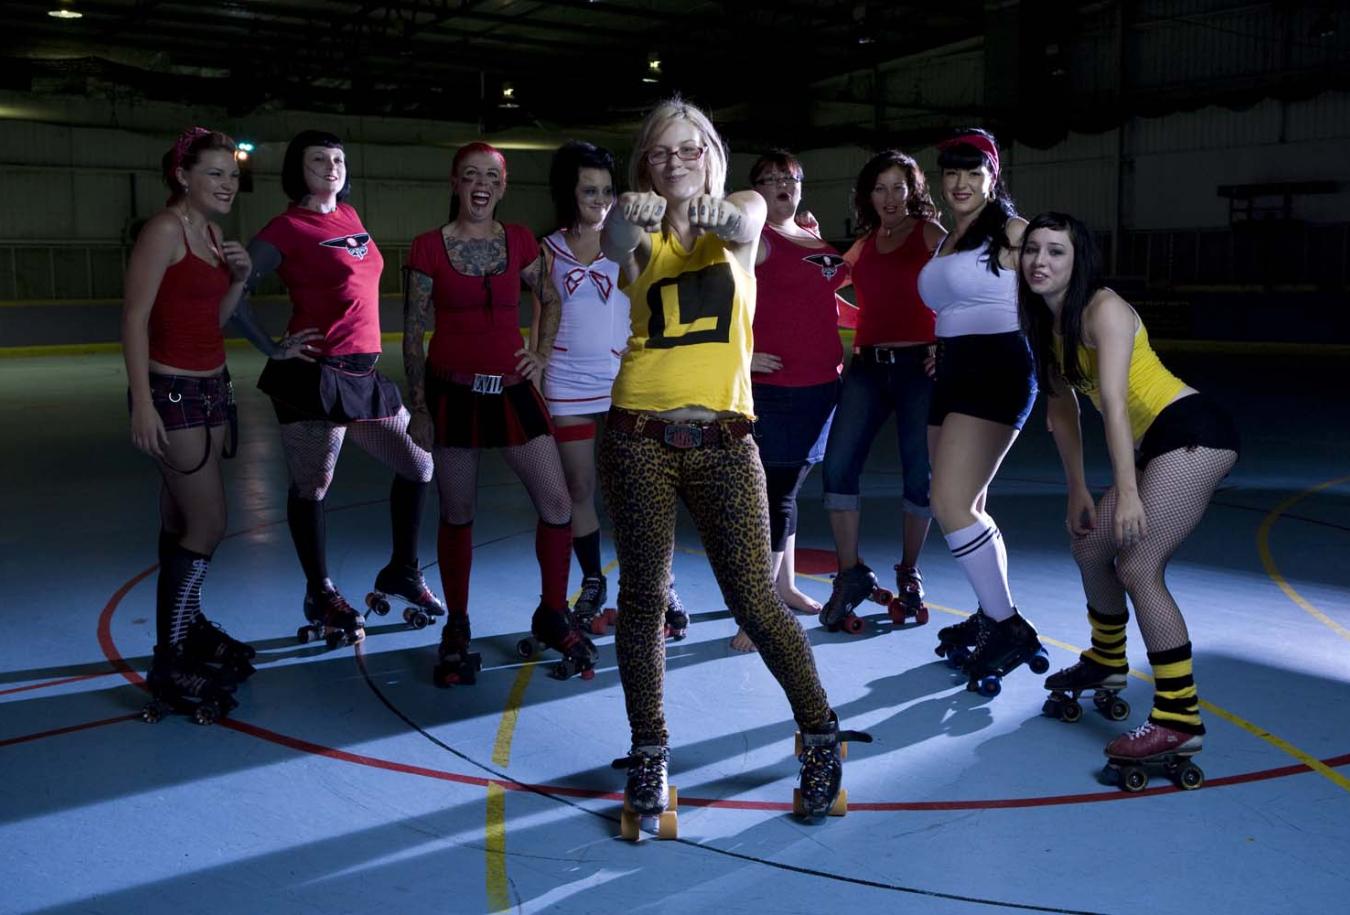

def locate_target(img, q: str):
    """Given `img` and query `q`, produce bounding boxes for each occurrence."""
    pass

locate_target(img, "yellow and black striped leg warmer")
[1081,605,1129,672]
[1148,642,1205,735]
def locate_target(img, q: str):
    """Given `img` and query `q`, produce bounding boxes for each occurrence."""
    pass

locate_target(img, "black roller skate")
[366,563,446,630]
[1103,722,1205,792]
[933,607,990,668]
[183,616,256,681]
[517,604,598,680]
[431,613,483,687]
[818,563,891,635]
[1043,657,1130,723]
[962,610,1049,697]
[794,712,873,819]
[612,745,678,841]
[572,575,615,636]
[297,587,365,649]
[141,645,239,726]
[887,564,929,626]
[664,586,689,641]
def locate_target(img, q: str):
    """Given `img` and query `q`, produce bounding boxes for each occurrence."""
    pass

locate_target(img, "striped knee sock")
[944,517,1015,620]
[1148,642,1204,735]
[1082,605,1129,671]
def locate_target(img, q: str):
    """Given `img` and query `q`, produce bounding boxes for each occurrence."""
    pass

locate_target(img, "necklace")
[175,206,223,262]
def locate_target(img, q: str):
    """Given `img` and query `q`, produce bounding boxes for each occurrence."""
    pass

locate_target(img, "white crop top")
[916,240,1020,337]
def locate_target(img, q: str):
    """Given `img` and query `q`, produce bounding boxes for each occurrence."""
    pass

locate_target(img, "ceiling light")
[237,141,255,153]
[48,7,83,18]
[499,83,519,109]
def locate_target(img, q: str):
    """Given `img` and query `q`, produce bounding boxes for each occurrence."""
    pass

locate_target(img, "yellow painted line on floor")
[485,558,619,912]
[1256,474,1350,645]
[797,570,1350,792]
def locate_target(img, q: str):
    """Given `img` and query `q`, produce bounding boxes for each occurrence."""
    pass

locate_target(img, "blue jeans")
[821,347,932,516]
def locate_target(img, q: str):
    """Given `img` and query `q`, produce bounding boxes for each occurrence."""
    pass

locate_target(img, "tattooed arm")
[403,268,435,451]
[516,247,558,385]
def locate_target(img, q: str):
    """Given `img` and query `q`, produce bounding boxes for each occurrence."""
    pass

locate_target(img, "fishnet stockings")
[433,436,571,526]
[281,408,433,499]
[1071,446,1237,652]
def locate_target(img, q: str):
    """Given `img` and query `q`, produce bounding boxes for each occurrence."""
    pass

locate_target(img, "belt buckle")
[662,422,703,449]
[472,373,503,395]
[875,347,897,365]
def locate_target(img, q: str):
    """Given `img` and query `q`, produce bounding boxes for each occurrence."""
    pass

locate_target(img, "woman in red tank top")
[817,150,947,635]
[121,128,256,721]
[728,150,849,653]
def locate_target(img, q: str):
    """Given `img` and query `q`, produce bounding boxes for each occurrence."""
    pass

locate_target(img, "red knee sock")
[536,519,572,611]
[437,521,473,617]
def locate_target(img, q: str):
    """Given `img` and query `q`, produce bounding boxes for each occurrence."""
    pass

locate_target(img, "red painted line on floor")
[0,714,140,748]
[92,542,1350,813]
[0,671,116,696]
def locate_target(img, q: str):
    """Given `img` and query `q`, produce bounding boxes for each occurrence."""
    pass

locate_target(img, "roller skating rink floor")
[2,346,1348,914]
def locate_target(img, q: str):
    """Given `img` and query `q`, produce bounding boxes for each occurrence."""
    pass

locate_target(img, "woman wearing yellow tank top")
[598,97,866,831]
[1020,212,1239,788]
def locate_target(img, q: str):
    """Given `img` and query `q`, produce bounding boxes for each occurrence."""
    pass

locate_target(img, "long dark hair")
[549,140,617,228]
[282,130,351,203]
[852,149,937,236]
[937,127,1017,274]
[1018,211,1104,390]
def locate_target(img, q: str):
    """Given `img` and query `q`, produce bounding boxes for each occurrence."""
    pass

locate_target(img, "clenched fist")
[688,195,744,240]
[618,191,667,231]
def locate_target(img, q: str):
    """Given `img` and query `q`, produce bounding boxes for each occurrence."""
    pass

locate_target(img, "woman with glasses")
[600,98,867,829]
[728,150,851,653]
[231,130,441,651]
[403,141,598,686]
[817,150,945,635]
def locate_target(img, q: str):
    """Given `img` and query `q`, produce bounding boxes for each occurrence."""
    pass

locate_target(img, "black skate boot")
[431,613,483,687]
[367,563,446,630]
[298,587,365,649]
[887,565,930,626]
[572,574,611,635]
[1043,656,1130,723]
[142,645,239,726]
[612,744,678,840]
[933,607,990,667]
[794,711,873,819]
[527,604,599,681]
[664,586,689,641]
[818,563,885,634]
[963,610,1050,697]
[183,616,257,681]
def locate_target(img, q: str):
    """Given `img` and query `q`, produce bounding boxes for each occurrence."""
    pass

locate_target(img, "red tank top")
[753,225,847,387]
[147,224,230,371]
[852,225,937,347]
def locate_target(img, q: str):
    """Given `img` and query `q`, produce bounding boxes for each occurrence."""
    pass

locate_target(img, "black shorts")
[1137,392,1240,471]
[131,370,235,432]
[929,331,1038,430]
[258,354,403,425]
[427,369,553,449]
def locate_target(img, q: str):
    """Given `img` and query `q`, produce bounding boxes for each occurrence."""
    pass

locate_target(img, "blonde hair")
[628,96,727,199]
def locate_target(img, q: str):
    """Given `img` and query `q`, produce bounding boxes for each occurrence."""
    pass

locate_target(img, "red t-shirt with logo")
[753,226,849,387]
[254,203,384,356]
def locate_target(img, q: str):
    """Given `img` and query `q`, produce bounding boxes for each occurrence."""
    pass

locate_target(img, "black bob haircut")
[549,141,618,228]
[282,130,351,203]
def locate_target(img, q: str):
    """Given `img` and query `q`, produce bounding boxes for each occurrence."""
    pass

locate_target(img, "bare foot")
[778,586,822,615]
[729,627,758,653]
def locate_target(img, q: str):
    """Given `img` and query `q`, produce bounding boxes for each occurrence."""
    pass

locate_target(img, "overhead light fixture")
[47,7,83,18]
[643,53,662,83]
[1311,11,1337,40]
[499,83,519,109]
[236,141,255,153]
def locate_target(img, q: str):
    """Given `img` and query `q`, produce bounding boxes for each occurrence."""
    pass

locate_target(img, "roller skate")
[612,745,678,841]
[431,613,482,687]
[141,645,239,726]
[297,586,365,649]
[933,607,989,668]
[1102,721,1205,792]
[182,616,256,681]
[817,563,891,635]
[516,604,598,680]
[794,711,873,819]
[366,563,445,631]
[886,564,929,626]
[664,586,689,641]
[572,575,616,636]
[1043,657,1130,723]
[962,610,1049,697]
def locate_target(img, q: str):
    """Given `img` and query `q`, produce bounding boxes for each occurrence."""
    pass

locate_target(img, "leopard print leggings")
[599,424,832,747]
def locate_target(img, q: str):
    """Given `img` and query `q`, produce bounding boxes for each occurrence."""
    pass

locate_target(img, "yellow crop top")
[1056,321,1185,441]
[610,230,757,416]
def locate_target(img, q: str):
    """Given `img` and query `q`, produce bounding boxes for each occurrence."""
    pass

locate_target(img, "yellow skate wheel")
[657,810,678,839]
[620,808,640,842]
[791,787,804,816]
[840,741,848,761]
[830,787,848,817]
[667,785,678,810]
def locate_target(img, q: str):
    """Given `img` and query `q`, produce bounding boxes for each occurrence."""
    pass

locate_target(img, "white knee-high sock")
[945,516,1015,621]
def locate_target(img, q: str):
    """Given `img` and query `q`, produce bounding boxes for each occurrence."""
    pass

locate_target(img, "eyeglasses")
[754,174,801,187]
[645,144,706,166]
